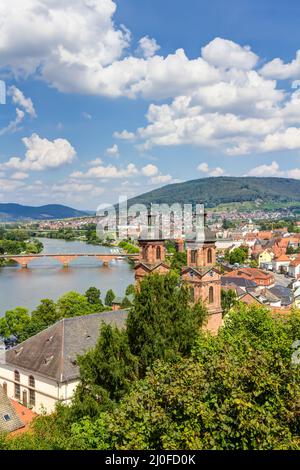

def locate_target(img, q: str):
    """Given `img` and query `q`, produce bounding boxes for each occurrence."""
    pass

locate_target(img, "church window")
[209,286,214,304]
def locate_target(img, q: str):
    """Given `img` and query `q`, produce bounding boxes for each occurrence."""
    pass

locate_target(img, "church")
[134,213,223,335]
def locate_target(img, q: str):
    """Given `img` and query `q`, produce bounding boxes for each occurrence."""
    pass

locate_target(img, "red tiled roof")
[9,400,37,435]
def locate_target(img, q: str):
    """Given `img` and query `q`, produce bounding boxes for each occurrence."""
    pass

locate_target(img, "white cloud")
[260,51,300,80]
[106,144,119,157]
[113,130,136,141]
[88,158,103,166]
[202,37,258,70]
[8,86,36,117]
[71,163,138,179]
[3,2,300,157]
[3,133,76,171]
[197,162,224,177]
[141,164,159,177]
[197,163,209,173]
[0,108,25,136]
[247,161,300,179]
[11,171,29,180]
[150,173,173,184]
[138,36,160,59]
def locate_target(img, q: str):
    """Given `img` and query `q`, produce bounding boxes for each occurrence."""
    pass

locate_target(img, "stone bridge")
[0,253,139,268]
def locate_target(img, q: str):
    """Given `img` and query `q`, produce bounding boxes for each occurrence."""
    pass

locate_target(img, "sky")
[2,0,300,209]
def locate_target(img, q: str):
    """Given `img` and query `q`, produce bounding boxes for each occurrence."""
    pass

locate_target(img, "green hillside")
[128,177,300,210]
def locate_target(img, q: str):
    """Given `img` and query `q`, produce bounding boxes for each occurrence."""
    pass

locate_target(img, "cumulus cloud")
[150,173,173,184]
[260,51,300,80]
[141,164,159,177]
[247,161,300,179]
[113,130,136,141]
[71,163,138,179]
[3,2,300,156]
[201,37,258,70]
[8,86,36,117]
[2,133,76,171]
[138,36,160,59]
[88,158,103,166]
[106,144,119,157]
[197,162,224,177]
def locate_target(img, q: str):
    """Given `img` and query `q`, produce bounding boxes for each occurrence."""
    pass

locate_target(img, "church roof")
[135,261,170,272]
[5,310,128,384]
[182,265,219,277]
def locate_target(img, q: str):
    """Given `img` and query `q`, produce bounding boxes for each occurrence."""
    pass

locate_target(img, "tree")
[127,272,207,374]
[25,299,60,339]
[0,307,31,343]
[85,287,104,312]
[125,284,135,296]
[70,324,139,419]
[120,296,132,309]
[56,292,93,318]
[105,289,116,307]
[221,289,238,315]
[225,246,249,265]
[170,251,187,274]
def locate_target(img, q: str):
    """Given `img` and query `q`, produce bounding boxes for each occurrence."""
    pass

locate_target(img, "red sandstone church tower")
[134,215,170,285]
[181,213,222,334]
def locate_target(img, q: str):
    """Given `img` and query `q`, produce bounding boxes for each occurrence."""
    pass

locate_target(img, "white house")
[272,254,290,273]
[0,310,128,414]
[289,257,300,279]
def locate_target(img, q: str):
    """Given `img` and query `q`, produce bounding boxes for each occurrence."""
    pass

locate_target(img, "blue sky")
[1,0,300,209]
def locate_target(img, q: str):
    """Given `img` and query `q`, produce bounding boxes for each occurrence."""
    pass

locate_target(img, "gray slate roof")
[0,386,24,434]
[5,310,128,383]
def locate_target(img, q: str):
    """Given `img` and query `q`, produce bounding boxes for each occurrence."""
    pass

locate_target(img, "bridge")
[0,253,139,268]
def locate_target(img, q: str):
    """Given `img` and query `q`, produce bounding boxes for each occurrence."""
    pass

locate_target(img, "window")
[3,414,11,422]
[191,250,197,263]
[156,246,161,260]
[29,389,36,407]
[209,286,214,304]
[207,248,212,264]
[14,370,20,383]
[2,382,7,395]
[15,383,20,400]
[29,375,35,389]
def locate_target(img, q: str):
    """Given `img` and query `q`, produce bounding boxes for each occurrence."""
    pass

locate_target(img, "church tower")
[134,214,170,285]
[181,212,222,334]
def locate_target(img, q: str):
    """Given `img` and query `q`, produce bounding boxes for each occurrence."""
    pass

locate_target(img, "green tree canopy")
[127,272,207,374]
[105,289,116,307]
[56,292,93,318]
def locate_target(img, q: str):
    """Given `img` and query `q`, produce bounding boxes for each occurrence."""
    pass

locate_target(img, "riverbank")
[0,238,135,314]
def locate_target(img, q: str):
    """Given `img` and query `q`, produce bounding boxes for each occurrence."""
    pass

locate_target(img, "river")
[0,238,135,315]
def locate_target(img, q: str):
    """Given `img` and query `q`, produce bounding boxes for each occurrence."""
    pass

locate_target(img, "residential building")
[223,267,275,287]
[0,310,128,414]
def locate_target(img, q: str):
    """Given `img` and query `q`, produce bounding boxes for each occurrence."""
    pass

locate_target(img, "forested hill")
[0,204,89,221]
[128,177,300,208]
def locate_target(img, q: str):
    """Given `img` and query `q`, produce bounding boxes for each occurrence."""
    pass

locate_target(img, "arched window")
[156,246,161,260]
[209,286,214,304]
[29,376,35,389]
[14,370,20,383]
[207,248,212,264]
[191,250,197,263]
[2,382,7,395]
